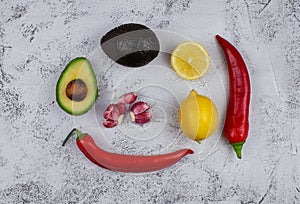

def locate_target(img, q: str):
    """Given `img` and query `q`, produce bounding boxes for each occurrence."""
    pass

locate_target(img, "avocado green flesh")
[56,57,98,116]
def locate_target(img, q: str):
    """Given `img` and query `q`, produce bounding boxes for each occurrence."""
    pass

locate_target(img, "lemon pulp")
[171,41,210,80]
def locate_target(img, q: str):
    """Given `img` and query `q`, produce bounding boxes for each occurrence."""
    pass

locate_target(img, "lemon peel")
[179,90,218,142]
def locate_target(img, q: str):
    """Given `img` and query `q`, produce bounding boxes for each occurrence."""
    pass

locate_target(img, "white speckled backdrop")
[0,0,299,203]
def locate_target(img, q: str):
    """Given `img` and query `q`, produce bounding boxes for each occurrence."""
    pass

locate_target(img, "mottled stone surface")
[0,0,299,203]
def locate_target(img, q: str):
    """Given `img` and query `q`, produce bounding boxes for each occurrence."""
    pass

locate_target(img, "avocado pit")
[66,79,87,102]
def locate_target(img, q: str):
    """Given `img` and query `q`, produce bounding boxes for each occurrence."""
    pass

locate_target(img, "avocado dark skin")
[100,23,160,67]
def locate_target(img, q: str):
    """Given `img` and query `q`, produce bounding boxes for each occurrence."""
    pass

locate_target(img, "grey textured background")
[0,0,299,203]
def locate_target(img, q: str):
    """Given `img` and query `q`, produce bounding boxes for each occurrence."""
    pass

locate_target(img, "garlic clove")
[118,92,137,104]
[103,119,118,128]
[103,104,120,120]
[130,101,150,115]
[117,102,127,115]
[134,112,152,124]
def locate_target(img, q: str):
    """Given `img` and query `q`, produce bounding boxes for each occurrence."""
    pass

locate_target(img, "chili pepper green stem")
[231,142,244,159]
[75,129,86,141]
[62,128,86,146]
[62,128,77,146]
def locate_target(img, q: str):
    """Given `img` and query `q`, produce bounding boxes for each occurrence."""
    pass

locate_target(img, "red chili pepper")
[62,128,193,172]
[216,35,251,159]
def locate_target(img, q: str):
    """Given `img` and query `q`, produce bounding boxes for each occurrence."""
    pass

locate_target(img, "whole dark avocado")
[100,23,160,67]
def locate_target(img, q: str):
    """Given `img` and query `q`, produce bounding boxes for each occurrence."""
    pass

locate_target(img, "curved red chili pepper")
[216,35,251,159]
[63,128,193,172]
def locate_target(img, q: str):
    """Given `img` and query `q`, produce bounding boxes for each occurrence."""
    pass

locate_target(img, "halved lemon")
[170,41,210,80]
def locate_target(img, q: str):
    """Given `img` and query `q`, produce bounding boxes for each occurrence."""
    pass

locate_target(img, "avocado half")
[56,57,98,116]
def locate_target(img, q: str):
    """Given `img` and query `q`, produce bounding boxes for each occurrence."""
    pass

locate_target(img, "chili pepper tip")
[186,149,194,155]
[215,35,222,40]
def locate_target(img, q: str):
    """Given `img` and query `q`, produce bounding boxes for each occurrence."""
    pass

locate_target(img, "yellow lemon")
[170,41,210,80]
[179,90,218,143]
